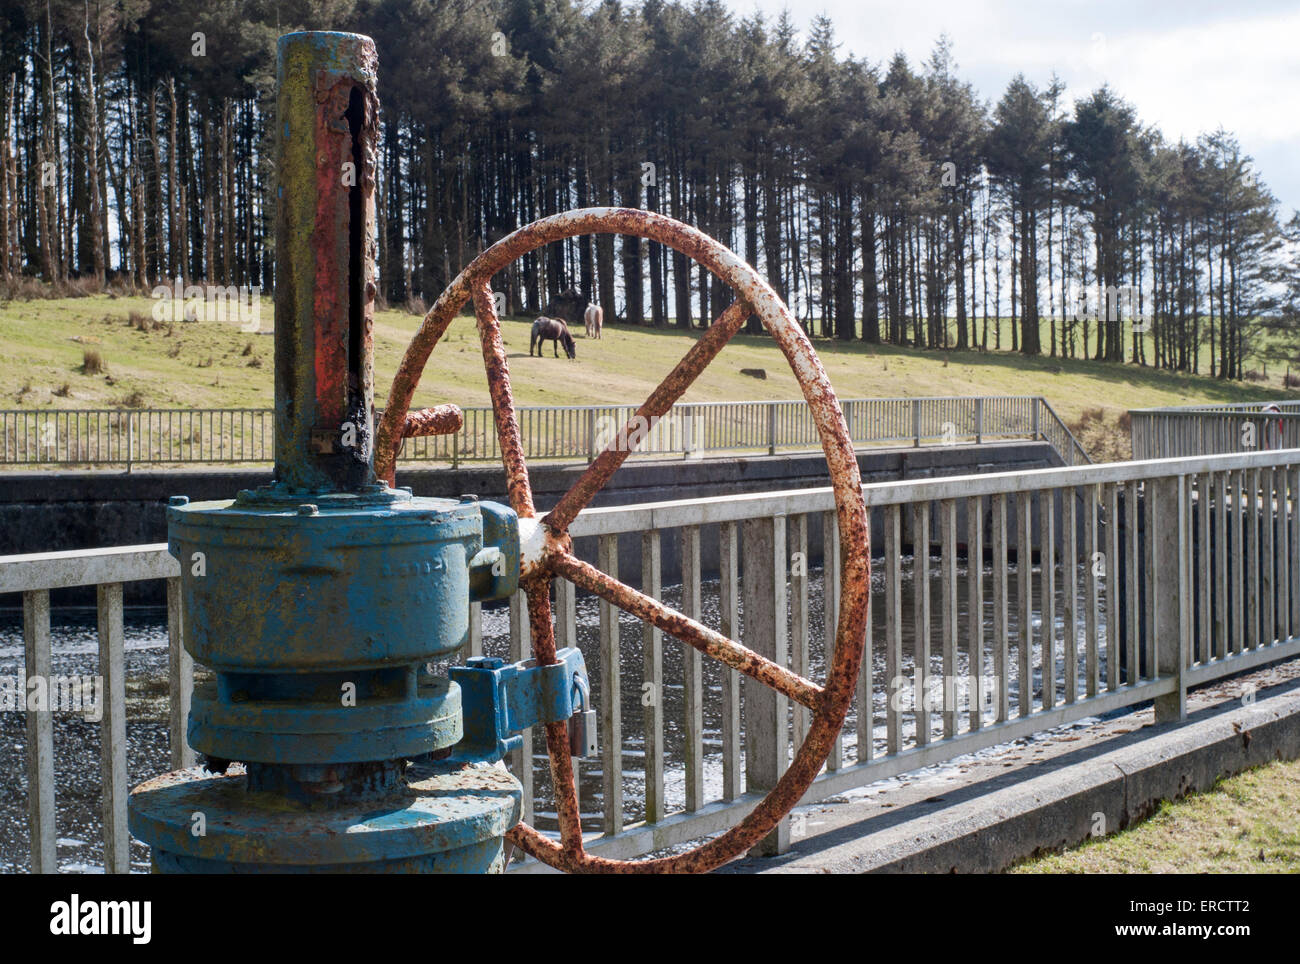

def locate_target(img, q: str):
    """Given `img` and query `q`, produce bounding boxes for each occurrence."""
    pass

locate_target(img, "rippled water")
[0,557,1108,870]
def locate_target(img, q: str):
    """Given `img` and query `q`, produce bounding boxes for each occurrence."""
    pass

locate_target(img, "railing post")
[97,582,130,873]
[1152,475,1188,722]
[125,411,133,474]
[767,402,776,456]
[1032,399,1041,442]
[913,398,921,447]
[167,576,195,770]
[597,535,623,835]
[23,589,56,874]
[718,521,742,802]
[642,532,664,824]
[742,513,790,856]
[587,408,597,464]
[975,397,984,444]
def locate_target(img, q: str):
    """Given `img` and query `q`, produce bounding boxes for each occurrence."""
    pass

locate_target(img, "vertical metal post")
[822,509,844,770]
[1153,476,1188,723]
[719,521,742,802]
[23,589,56,874]
[1016,492,1033,717]
[885,505,903,753]
[767,402,776,456]
[913,501,932,744]
[743,514,789,856]
[791,515,810,748]
[167,576,195,770]
[597,534,623,835]
[641,531,664,823]
[681,525,704,811]
[98,582,129,873]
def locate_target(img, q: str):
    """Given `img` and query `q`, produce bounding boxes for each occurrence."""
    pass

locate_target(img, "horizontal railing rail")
[0,395,1090,470]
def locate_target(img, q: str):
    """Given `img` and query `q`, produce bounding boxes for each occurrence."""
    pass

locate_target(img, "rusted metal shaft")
[274,32,380,492]
[402,404,463,438]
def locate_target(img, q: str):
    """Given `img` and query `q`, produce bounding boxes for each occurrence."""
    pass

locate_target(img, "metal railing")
[1131,404,1300,460]
[0,396,1090,470]
[9,446,1300,872]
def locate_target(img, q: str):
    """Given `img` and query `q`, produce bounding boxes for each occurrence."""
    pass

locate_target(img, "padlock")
[567,674,598,758]
[568,708,598,758]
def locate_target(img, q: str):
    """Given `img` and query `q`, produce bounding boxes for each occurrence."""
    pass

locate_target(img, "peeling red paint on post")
[375,208,871,873]
[309,71,353,429]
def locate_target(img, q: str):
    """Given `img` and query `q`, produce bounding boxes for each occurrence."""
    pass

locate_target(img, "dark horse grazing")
[530,316,576,358]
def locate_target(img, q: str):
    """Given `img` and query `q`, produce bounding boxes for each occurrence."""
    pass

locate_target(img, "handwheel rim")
[375,208,870,873]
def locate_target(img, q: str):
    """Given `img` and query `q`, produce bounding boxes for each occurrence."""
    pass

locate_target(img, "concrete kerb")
[726,681,1300,874]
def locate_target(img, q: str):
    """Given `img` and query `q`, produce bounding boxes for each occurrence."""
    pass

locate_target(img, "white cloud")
[726,1,1300,211]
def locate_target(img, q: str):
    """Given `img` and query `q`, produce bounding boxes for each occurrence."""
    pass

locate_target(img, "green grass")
[1,295,1294,438]
[1010,757,1300,873]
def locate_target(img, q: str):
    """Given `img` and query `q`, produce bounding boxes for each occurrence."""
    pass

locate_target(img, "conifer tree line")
[0,0,1293,379]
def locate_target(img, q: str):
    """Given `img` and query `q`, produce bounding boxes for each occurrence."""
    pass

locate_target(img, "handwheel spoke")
[550,550,823,710]
[522,581,586,859]
[543,299,750,532]
[472,280,535,518]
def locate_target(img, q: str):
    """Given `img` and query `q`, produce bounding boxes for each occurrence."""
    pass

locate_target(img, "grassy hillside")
[2,295,1295,461]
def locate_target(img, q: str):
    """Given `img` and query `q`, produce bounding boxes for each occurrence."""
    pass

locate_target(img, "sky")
[723,0,1300,218]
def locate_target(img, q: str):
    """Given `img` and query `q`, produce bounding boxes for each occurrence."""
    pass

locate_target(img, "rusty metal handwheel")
[375,208,870,873]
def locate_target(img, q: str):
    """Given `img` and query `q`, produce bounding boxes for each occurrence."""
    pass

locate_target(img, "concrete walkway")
[724,657,1300,873]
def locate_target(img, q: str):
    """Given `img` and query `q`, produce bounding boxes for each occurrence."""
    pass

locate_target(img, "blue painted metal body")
[167,484,520,765]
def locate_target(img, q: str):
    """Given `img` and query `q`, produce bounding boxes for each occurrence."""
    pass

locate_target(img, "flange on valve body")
[127,31,589,873]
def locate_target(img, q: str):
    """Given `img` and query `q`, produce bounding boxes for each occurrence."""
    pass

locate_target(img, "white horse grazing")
[584,303,603,339]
